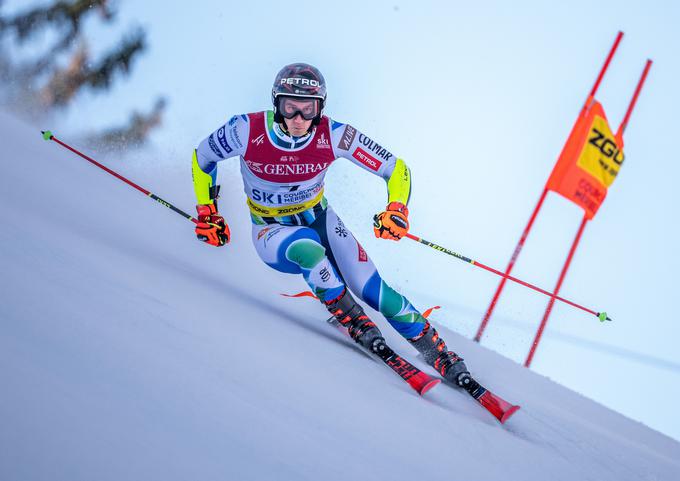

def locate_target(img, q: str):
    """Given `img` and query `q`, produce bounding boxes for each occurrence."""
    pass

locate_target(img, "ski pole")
[41,131,198,224]
[404,232,612,322]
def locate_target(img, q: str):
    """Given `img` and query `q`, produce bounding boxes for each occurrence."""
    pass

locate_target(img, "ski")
[327,316,519,422]
[457,374,520,424]
[372,339,442,396]
[327,317,440,396]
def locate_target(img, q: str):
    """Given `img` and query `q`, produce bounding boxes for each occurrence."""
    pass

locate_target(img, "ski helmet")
[272,63,326,125]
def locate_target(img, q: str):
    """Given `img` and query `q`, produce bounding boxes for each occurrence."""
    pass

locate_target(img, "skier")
[191,63,471,387]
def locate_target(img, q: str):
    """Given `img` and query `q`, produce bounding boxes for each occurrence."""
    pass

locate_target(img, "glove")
[373,202,409,241]
[195,203,230,246]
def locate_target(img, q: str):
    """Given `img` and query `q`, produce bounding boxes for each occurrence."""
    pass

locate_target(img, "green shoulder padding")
[192,149,214,205]
[387,158,411,205]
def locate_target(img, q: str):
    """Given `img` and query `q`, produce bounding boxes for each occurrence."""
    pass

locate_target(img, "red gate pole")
[525,214,589,367]
[617,59,653,138]
[524,55,651,368]
[474,188,548,342]
[584,31,624,112]
[474,31,624,343]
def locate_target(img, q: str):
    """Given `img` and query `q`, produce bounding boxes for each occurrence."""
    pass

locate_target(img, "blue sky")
[7,1,680,440]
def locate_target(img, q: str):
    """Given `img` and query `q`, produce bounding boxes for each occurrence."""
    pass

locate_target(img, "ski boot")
[409,321,470,386]
[325,289,384,351]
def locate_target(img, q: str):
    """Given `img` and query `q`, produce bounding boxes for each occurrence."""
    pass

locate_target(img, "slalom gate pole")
[473,31,623,341]
[475,188,548,341]
[404,233,612,323]
[525,214,589,367]
[617,59,653,138]
[41,131,198,224]
[522,57,652,367]
[584,31,624,112]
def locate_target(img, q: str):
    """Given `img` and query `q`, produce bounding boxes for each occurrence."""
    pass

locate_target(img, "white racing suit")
[192,111,428,339]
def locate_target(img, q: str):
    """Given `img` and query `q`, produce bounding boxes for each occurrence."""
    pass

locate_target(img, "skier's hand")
[373,202,409,241]
[195,203,230,246]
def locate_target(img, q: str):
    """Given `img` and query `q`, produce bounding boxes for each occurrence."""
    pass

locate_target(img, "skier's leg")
[318,207,427,336]
[409,322,469,384]
[323,287,384,350]
[251,222,382,349]
[251,224,345,302]
[319,207,469,384]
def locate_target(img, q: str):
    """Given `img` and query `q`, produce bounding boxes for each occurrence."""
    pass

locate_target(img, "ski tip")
[402,370,441,396]
[419,378,441,396]
[500,405,521,424]
[42,130,53,141]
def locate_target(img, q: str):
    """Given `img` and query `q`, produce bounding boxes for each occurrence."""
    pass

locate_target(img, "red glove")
[195,204,230,246]
[373,202,409,241]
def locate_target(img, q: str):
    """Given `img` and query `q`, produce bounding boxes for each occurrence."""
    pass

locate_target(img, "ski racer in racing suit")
[191,63,470,386]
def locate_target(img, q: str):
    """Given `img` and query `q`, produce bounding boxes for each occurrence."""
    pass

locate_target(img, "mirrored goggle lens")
[279,97,320,120]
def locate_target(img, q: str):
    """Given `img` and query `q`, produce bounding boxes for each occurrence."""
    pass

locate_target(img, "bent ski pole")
[404,232,612,322]
[41,131,198,224]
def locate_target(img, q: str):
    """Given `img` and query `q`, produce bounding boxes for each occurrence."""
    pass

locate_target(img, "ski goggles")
[278,96,320,120]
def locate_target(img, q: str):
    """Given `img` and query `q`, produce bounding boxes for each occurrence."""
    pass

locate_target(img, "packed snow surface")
[1,111,678,480]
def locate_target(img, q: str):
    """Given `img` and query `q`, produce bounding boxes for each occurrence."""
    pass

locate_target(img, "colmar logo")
[352,148,382,171]
[316,133,330,149]
[252,133,265,146]
[358,134,393,161]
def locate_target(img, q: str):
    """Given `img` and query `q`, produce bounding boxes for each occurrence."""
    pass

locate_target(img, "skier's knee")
[306,257,345,302]
[285,238,326,268]
[285,239,345,302]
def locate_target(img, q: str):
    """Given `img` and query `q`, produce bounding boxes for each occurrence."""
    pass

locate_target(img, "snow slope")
[1,110,679,481]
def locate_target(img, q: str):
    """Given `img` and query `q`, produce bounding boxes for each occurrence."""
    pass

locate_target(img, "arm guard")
[386,158,411,206]
[192,149,215,205]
